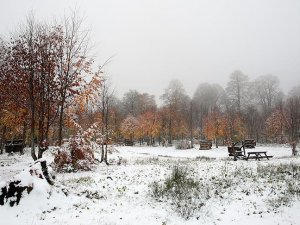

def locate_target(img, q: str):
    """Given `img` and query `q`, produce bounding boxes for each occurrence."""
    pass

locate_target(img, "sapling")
[290,141,298,156]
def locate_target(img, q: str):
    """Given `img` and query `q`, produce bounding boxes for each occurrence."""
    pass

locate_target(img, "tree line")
[1,14,300,159]
[116,73,300,147]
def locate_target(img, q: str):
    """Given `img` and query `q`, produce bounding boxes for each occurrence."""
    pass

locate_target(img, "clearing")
[0,144,300,225]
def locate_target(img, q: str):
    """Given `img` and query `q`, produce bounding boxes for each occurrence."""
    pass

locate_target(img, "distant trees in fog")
[0,14,299,150]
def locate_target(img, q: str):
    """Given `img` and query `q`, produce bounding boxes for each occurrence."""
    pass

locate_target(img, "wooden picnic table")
[199,140,212,150]
[4,139,24,153]
[245,151,273,160]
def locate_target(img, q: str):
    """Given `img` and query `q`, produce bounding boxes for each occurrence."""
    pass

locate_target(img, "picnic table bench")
[245,151,273,160]
[228,141,246,160]
[124,139,133,146]
[228,140,273,161]
[4,139,24,154]
[199,140,212,150]
[228,146,244,156]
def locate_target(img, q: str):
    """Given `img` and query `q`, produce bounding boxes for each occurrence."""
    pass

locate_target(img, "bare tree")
[57,11,91,146]
[254,74,282,114]
[0,39,6,154]
[244,105,262,140]
[122,90,141,117]
[286,86,300,142]
[97,76,114,165]
[122,90,156,117]
[192,83,224,139]
[226,70,249,113]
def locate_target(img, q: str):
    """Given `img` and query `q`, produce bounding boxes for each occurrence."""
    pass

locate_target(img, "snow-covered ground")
[0,144,300,225]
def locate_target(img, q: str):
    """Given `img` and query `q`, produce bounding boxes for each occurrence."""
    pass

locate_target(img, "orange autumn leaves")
[203,110,246,143]
[120,111,160,142]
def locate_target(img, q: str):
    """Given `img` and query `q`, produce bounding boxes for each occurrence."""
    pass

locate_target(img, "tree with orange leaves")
[137,111,160,145]
[224,111,246,144]
[203,110,227,147]
[265,106,288,143]
[120,115,139,143]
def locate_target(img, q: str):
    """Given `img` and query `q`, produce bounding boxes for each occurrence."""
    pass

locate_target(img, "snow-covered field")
[1,144,300,225]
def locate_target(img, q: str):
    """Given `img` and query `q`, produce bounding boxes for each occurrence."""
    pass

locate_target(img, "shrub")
[54,148,72,172]
[134,157,159,165]
[54,135,94,172]
[257,163,300,181]
[267,195,291,209]
[150,166,207,219]
[195,156,215,161]
[175,140,191,150]
[64,176,94,187]
[257,163,300,211]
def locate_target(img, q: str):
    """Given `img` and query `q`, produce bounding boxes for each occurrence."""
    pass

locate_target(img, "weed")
[134,157,159,165]
[65,176,94,186]
[267,195,291,209]
[195,156,215,161]
[175,140,191,150]
[150,166,207,220]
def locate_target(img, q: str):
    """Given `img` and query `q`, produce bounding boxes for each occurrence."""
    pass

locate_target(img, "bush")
[150,166,207,219]
[54,135,94,172]
[267,195,291,209]
[257,163,300,211]
[257,163,300,180]
[175,140,191,150]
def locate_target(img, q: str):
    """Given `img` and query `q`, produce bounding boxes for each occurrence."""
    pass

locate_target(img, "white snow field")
[0,144,300,225]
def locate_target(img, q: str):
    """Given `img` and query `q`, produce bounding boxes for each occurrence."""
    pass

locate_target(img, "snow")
[117,145,293,159]
[0,144,300,225]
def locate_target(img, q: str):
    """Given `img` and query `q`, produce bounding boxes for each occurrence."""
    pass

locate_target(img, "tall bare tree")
[122,90,156,117]
[57,12,91,146]
[192,83,224,139]
[97,76,114,165]
[286,86,300,141]
[254,74,282,113]
[226,70,249,113]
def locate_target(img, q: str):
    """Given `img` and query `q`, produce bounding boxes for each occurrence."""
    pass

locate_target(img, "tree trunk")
[21,122,27,155]
[38,146,47,159]
[40,160,54,185]
[104,144,109,165]
[58,102,65,146]
[100,144,104,162]
[189,102,194,148]
[0,126,6,154]
[30,112,37,161]
[29,70,37,161]
[168,119,172,144]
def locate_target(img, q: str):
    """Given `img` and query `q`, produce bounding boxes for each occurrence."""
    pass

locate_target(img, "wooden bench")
[245,151,273,161]
[228,146,241,156]
[5,139,24,153]
[124,139,133,146]
[199,140,212,150]
[228,140,247,157]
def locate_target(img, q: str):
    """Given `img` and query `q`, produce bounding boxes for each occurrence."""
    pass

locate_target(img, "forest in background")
[1,13,300,161]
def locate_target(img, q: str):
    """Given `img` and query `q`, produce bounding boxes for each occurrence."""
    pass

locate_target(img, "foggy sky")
[1,0,300,99]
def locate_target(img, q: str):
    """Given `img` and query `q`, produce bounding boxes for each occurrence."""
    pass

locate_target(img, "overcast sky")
[1,0,300,99]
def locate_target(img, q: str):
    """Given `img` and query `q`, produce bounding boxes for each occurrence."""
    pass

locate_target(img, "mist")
[1,0,300,98]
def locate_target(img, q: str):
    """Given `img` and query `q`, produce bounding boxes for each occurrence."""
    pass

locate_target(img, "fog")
[1,0,300,98]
